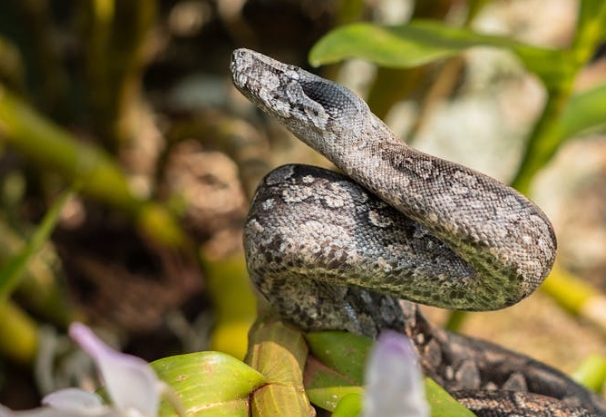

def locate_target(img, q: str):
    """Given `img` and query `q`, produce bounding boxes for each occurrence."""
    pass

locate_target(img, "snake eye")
[300,79,360,119]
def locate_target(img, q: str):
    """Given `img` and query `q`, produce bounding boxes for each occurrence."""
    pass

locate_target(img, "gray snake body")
[230,48,606,416]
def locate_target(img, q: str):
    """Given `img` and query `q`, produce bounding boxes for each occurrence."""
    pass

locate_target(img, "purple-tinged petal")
[362,331,429,417]
[69,323,159,417]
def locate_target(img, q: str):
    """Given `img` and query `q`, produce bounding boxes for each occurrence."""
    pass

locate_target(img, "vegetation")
[0,0,605,415]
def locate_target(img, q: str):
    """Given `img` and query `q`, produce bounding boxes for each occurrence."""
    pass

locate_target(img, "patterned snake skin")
[231,48,606,416]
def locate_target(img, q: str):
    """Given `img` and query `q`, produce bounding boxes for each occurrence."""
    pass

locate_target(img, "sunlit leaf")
[556,83,606,140]
[575,0,606,44]
[333,393,363,417]
[572,354,606,393]
[152,351,266,417]
[0,189,73,301]
[201,254,256,360]
[306,331,370,382]
[246,319,314,416]
[310,20,568,87]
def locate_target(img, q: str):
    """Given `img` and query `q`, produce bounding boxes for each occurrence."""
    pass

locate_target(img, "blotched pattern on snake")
[231,48,605,416]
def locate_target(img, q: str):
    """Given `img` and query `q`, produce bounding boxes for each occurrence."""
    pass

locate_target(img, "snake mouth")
[231,48,331,127]
[230,48,365,127]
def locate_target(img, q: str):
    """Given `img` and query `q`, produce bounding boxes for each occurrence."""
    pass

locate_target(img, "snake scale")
[231,48,606,416]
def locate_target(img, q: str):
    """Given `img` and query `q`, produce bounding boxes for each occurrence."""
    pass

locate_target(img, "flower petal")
[0,405,62,417]
[362,331,429,417]
[0,402,105,417]
[69,323,160,417]
[42,389,106,415]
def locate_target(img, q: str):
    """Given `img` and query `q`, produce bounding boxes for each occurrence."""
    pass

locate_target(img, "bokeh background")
[0,0,605,410]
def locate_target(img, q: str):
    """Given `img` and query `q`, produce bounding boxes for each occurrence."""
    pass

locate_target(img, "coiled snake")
[231,48,606,416]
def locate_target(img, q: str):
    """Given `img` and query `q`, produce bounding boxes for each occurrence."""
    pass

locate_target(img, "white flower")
[0,323,165,417]
[362,331,429,417]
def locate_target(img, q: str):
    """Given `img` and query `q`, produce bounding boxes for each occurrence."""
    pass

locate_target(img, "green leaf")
[0,89,137,209]
[309,20,567,86]
[571,354,606,393]
[305,354,364,411]
[152,351,266,417]
[304,331,475,416]
[246,318,315,416]
[306,331,371,382]
[556,83,606,140]
[0,88,187,248]
[0,189,74,302]
[575,0,606,46]
[424,378,476,417]
[0,300,38,365]
[332,393,363,417]
[201,254,256,360]
[304,331,368,411]
[0,189,72,365]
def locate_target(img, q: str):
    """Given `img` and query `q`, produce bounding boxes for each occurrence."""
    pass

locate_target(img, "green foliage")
[572,355,606,393]
[148,326,476,417]
[305,331,475,417]
[332,394,363,417]
[309,0,606,338]
[310,0,606,194]
[0,189,74,365]
[153,351,266,417]
[310,20,567,86]
[245,319,314,416]
[555,83,606,144]
[1,0,606,415]
[0,189,72,302]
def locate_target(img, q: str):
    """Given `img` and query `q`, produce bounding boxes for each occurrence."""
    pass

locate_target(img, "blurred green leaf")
[511,0,605,193]
[556,83,606,140]
[575,0,606,50]
[0,189,70,366]
[541,266,597,315]
[424,378,477,417]
[571,354,606,393]
[201,254,256,360]
[305,331,475,416]
[0,216,76,325]
[0,35,25,92]
[0,300,38,365]
[309,20,567,86]
[152,351,266,417]
[0,87,187,247]
[0,189,73,302]
[0,88,135,207]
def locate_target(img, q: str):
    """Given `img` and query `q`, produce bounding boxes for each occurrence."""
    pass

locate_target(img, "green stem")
[511,0,606,192]
[11,0,69,118]
[572,355,606,393]
[0,300,38,365]
[510,81,573,193]
[444,310,468,332]
[0,88,188,247]
[79,0,157,151]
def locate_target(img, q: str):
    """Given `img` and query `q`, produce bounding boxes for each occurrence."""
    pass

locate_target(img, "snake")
[230,48,606,416]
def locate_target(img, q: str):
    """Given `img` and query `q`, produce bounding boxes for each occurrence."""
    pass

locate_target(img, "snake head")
[231,48,373,153]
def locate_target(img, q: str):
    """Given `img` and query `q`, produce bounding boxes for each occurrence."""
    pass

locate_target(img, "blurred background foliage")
[0,0,606,413]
